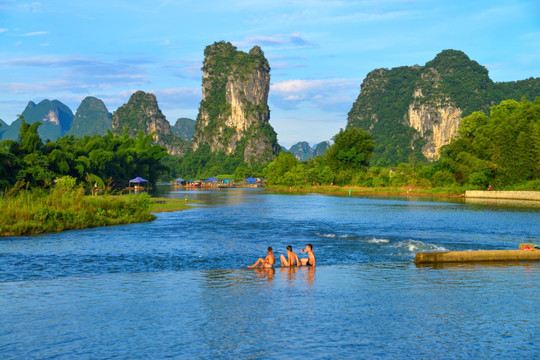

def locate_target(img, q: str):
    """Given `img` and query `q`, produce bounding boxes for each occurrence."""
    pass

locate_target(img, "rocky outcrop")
[112,91,189,156]
[68,96,112,137]
[407,89,462,160]
[0,99,74,141]
[347,49,540,164]
[193,41,280,163]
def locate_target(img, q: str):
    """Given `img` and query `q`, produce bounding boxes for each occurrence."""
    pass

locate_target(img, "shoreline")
[0,195,193,238]
[264,185,465,198]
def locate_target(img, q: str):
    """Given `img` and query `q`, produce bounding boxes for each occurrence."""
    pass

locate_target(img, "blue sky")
[1,0,539,147]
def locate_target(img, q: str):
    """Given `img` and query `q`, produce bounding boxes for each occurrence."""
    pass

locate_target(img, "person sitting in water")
[248,247,275,268]
[299,244,316,267]
[280,245,300,267]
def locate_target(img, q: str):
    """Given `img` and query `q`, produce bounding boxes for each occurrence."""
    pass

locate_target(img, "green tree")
[325,128,374,172]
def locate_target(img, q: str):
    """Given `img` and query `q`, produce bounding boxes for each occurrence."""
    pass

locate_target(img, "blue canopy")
[129,177,148,183]
[174,177,184,182]
[245,177,257,182]
[206,177,218,182]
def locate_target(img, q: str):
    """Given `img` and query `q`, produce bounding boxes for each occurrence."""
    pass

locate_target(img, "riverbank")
[0,189,192,237]
[265,184,466,198]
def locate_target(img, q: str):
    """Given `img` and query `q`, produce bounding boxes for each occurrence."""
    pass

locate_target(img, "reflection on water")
[0,188,539,359]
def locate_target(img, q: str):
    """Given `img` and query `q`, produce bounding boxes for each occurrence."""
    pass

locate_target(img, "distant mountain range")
[171,118,196,141]
[0,95,323,159]
[2,100,74,142]
[283,141,330,160]
[0,96,197,150]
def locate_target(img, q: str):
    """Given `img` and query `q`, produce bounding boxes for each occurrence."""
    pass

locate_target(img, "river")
[1,188,539,359]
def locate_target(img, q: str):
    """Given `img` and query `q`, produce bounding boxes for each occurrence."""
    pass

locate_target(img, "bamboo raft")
[414,243,540,264]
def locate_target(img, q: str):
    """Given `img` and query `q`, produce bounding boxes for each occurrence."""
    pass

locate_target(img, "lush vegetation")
[0,177,156,237]
[0,118,168,190]
[265,98,539,191]
[161,144,266,181]
[347,49,540,165]
[441,98,539,188]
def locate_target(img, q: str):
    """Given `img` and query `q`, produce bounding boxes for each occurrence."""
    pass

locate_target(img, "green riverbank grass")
[0,187,192,237]
[150,197,193,213]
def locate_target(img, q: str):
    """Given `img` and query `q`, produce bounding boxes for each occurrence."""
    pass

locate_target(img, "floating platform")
[414,243,540,264]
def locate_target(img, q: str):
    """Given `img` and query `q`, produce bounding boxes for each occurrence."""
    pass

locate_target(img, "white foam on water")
[317,233,337,238]
[367,238,390,244]
[394,240,448,253]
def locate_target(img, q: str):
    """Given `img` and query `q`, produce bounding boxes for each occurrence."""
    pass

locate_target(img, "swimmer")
[248,247,275,268]
[299,244,316,267]
[280,245,300,267]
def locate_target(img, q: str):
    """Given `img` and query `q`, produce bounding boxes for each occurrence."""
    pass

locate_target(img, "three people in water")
[249,244,316,268]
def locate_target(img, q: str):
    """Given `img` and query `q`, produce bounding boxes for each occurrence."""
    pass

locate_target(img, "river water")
[1,188,539,359]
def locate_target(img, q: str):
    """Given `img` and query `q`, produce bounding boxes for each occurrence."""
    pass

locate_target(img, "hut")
[129,177,148,191]
[173,177,185,188]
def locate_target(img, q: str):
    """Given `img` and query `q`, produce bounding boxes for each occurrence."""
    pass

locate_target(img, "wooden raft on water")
[414,243,540,264]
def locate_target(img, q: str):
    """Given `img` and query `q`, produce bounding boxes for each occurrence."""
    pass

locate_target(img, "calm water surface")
[1,189,539,359]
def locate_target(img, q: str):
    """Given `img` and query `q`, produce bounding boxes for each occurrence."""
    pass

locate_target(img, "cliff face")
[347,49,540,165]
[407,89,462,160]
[112,91,189,156]
[193,41,279,163]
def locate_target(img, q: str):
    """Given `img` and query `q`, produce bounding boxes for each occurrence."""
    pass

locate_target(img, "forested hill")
[347,49,540,166]
[112,91,191,156]
[171,118,195,141]
[68,96,112,137]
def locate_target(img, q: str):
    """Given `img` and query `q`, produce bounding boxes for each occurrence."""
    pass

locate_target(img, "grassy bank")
[0,187,191,237]
[151,197,193,213]
[265,184,467,198]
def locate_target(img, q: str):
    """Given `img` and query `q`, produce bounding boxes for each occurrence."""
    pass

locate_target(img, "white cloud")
[233,32,313,48]
[270,78,361,113]
[20,31,48,37]
[18,2,43,13]
[0,28,8,34]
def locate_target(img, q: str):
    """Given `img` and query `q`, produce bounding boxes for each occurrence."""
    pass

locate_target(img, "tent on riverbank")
[129,177,148,190]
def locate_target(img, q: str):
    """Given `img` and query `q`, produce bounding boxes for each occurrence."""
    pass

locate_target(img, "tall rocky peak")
[285,141,330,161]
[289,141,314,161]
[314,141,330,157]
[68,96,112,137]
[112,90,189,156]
[193,41,280,163]
[0,99,74,141]
[347,49,540,164]
[171,117,196,141]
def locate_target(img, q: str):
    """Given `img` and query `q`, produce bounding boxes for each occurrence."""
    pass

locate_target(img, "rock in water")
[193,41,280,164]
